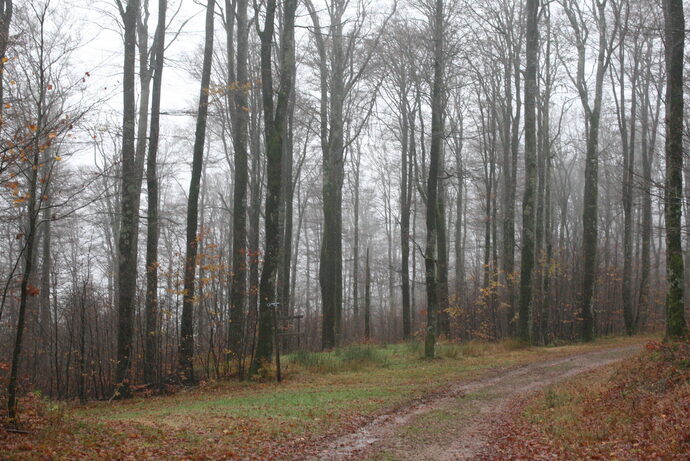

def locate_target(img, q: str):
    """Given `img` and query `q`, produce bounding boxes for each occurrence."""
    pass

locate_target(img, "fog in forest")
[0,0,687,417]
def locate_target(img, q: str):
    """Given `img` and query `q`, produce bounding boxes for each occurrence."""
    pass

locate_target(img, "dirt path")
[308,345,640,461]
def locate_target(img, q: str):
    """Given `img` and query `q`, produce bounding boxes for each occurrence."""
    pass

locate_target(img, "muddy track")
[307,345,640,461]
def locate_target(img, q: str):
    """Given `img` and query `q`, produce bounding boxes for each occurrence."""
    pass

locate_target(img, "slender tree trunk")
[0,0,12,115]
[78,279,87,403]
[425,0,444,358]
[533,92,545,344]
[518,0,538,344]
[250,0,297,373]
[7,12,48,411]
[178,0,215,383]
[115,0,139,395]
[226,0,249,365]
[539,8,553,344]
[662,0,687,339]
[638,39,657,328]
[39,149,52,368]
[319,59,346,348]
[246,106,262,368]
[580,1,609,342]
[352,144,361,336]
[144,0,166,386]
[364,247,371,341]
[400,99,412,340]
[437,170,450,338]
[7,148,40,421]
[279,74,296,344]
[503,30,520,336]
[616,28,638,336]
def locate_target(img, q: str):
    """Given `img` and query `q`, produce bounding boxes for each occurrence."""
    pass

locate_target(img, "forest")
[0,0,688,458]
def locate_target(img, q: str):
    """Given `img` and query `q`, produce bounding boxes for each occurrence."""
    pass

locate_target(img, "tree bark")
[226,0,250,366]
[250,0,297,373]
[517,0,538,344]
[365,247,371,341]
[178,0,215,383]
[662,0,687,339]
[305,0,346,350]
[437,169,450,338]
[638,38,658,329]
[352,142,361,337]
[425,0,444,358]
[115,0,140,395]
[144,0,166,385]
[400,98,413,340]
[562,0,611,341]
[0,0,12,117]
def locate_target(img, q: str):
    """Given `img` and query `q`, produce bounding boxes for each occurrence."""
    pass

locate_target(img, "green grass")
[285,343,390,373]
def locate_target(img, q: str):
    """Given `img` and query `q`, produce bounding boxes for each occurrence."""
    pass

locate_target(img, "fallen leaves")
[0,337,654,460]
[482,340,690,461]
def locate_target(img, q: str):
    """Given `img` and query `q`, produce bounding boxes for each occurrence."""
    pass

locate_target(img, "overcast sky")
[66,0,210,164]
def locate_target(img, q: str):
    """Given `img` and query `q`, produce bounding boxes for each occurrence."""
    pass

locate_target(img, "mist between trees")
[0,0,686,412]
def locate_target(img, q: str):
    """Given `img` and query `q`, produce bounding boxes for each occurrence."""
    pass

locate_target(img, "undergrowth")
[287,343,390,373]
[286,339,527,373]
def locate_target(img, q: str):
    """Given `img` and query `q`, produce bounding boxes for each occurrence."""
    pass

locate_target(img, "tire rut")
[307,345,640,461]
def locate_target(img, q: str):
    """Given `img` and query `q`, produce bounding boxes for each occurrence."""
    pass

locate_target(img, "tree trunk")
[662,0,687,339]
[7,146,40,421]
[279,76,296,347]
[178,0,215,383]
[518,0,538,344]
[425,0,444,358]
[613,16,638,336]
[400,98,412,340]
[115,0,139,395]
[437,171,450,338]
[0,0,12,114]
[250,0,297,373]
[562,0,610,341]
[144,0,166,386]
[352,143,361,337]
[365,247,371,341]
[318,8,346,349]
[226,0,249,366]
[638,38,658,329]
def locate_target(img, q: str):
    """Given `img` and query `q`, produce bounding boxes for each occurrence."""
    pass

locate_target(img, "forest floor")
[483,338,689,460]
[0,335,656,460]
[320,345,642,460]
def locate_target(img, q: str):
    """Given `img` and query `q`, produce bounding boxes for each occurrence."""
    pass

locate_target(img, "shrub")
[338,344,389,370]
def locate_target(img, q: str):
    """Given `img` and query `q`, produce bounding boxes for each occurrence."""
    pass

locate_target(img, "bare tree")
[225,0,250,368]
[178,0,215,384]
[305,0,392,349]
[517,0,538,343]
[424,0,445,358]
[0,0,12,112]
[143,0,166,385]
[662,0,686,339]
[560,0,616,341]
[114,0,139,395]
[250,0,297,373]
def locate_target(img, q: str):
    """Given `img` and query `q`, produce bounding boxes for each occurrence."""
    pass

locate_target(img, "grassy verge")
[487,338,689,460]
[1,334,652,460]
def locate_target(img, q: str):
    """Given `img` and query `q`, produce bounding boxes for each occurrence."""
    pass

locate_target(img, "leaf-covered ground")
[484,339,690,460]
[1,336,650,460]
